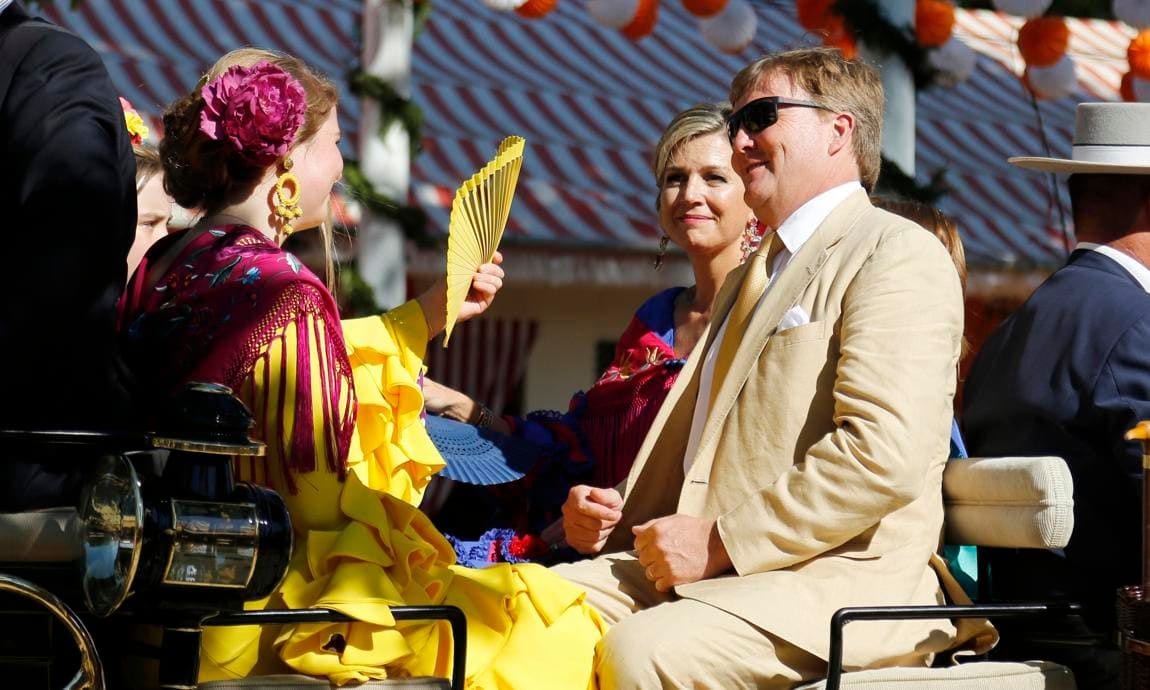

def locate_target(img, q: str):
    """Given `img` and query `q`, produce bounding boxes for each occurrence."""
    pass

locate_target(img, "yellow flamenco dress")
[199,299,605,687]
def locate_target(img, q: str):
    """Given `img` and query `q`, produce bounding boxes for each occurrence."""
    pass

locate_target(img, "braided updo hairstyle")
[160,48,338,214]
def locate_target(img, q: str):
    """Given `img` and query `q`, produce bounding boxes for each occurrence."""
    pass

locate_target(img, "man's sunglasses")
[726,97,835,143]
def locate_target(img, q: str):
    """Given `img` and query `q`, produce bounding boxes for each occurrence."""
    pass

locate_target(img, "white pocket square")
[777,305,810,332]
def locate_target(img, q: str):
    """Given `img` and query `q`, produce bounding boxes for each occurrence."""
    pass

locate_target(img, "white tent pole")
[356,0,413,309]
[861,0,916,178]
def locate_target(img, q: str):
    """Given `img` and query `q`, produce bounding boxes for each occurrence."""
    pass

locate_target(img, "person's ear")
[828,111,855,157]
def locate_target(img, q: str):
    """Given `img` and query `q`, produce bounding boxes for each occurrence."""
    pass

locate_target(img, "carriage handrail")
[824,602,1083,690]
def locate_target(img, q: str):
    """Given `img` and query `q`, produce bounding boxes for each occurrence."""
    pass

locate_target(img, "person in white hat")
[963,101,1150,690]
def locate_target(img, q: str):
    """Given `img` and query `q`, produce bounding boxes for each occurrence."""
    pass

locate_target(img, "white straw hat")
[1009,102,1150,174]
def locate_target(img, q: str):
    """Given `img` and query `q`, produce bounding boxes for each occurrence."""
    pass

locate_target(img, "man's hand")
[562,485,623,554]
[632,514,733,592]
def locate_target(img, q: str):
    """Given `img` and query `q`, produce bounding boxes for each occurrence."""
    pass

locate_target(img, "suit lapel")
[607,336,698,549]
[620,339,700,501]
[617,260,748,502]
[688,191,871,477]
[701,261,750,355]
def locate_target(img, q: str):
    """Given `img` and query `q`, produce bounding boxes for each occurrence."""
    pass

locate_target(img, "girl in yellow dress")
[118,48,604,688]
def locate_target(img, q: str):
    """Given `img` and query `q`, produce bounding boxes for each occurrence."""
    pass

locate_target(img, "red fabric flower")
[507,534,549,559]
[199,61,306,166]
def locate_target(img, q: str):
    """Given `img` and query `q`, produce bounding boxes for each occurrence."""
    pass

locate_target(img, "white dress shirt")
[682,181,863,472]
[1076,242,1150,294]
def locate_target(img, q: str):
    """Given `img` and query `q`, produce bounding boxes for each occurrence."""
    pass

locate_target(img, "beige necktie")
[709,234,783,407]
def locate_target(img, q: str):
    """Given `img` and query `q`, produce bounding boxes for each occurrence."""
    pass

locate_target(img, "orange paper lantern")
[1129,30,1150,79]
[683,0,728,18]
[622,0,658,40]
[515,0,557,19]
[796,0,834,31]
[916,0,955,48]
[1121,71,1137,102]
[822,14,857,60]
[1017,16,1069,68]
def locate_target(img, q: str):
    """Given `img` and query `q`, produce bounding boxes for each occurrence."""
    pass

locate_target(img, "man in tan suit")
[553,48,969,687]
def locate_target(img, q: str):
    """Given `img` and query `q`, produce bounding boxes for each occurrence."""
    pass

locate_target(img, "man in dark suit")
[0,1,136,508]
[963,102,1150,690]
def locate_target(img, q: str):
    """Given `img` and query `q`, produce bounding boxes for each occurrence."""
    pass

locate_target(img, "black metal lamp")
[79,383,291,615]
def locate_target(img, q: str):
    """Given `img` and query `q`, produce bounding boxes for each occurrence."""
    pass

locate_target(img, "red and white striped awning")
[425,317,538,415]
[42,1,1134,268]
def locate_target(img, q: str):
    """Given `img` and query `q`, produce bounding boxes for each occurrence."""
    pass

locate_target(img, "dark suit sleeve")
[1094,315,1150,477]
[1,24,136,427]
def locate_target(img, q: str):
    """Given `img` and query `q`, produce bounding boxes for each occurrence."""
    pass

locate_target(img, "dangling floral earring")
[653,234,670,270]
[273,157,303,238]
[740,218,763,262]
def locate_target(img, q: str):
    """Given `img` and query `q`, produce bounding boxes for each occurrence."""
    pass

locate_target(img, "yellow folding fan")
[442,135,526,346]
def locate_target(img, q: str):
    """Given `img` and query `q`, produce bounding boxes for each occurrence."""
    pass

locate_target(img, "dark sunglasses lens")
[742,100,778,134]
[728,100,777,141]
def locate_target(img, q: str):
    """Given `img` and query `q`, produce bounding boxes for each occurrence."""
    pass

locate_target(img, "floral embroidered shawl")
[568,286,687,488]
[446,288,687,567]
[118,225,355,481]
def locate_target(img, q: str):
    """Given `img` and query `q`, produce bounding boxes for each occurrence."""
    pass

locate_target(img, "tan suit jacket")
[604,191,966,668]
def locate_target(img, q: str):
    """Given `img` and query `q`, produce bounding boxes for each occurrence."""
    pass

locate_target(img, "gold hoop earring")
[653,234,670,271]
[273,158,303,236]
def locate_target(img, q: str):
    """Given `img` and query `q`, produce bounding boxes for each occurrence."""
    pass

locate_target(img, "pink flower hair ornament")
[198,60,307,167]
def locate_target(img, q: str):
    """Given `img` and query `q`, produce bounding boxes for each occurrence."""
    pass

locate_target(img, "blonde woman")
[426,103,759,564]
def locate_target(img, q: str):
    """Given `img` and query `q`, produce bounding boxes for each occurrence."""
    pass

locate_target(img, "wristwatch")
[473,402,496,429]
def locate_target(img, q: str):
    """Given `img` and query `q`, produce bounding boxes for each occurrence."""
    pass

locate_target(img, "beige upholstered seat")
[818,456,1077,689]
[942,456,1074,550]
[797,660,1075,689]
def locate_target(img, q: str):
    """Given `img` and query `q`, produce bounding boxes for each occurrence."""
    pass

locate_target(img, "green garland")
[833,0,941,91]
[413,0,433,34]
[341,161,434,247]
[340,1,434,246]
[829,1,949,202]
[347,71,423,156]
[876,156,948,204]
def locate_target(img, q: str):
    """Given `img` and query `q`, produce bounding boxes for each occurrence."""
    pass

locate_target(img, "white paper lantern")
[587,0,640,28]
[1134,74,1150,101]
[482,0,528,10]
[991,0,1053,17]
[1115,0,1150,29]
[1027,54,1077,99]
[700,0,756,54]
[928,36,978,85]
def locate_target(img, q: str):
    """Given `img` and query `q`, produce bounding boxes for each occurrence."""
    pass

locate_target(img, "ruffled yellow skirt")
[198,308,605,687]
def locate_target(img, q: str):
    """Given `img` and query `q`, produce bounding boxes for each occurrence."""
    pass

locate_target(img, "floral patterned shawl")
[118,225,355,481]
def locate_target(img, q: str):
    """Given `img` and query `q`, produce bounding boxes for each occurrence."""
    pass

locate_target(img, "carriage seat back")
[943,456,1074,550]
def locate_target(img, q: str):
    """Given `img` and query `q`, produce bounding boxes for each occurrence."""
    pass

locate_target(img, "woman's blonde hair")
[652,102,731,208]
[134,142,163,193]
